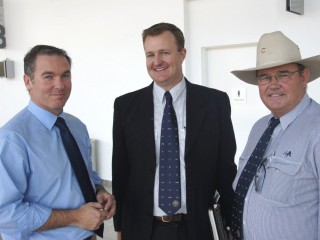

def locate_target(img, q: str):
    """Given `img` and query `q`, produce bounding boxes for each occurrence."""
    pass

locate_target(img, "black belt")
[154,214,187,223]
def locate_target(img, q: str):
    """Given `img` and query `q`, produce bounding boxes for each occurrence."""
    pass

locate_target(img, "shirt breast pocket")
[261,157,302,206]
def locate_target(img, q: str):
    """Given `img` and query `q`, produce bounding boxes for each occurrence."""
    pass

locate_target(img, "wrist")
[95,185,106,195]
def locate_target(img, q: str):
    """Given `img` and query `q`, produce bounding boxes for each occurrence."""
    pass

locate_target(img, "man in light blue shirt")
[0,45,116,239]
[230,31,320,240]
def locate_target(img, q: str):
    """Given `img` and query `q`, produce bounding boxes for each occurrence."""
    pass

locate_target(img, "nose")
[269,75,280,85]
[153,53,163,65]
[54,77,65,89]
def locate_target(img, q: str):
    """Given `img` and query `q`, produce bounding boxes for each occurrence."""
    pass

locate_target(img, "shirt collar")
[27,100,64,130]
[272,93,310,130]
[153,77,186,103]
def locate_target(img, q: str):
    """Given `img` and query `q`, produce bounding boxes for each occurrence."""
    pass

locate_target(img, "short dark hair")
[142,22,185,51]
[24,45,71,79]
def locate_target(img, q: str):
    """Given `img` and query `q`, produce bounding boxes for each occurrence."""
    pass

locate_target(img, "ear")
[301,68,310,85]
[180,48,187,63]
[24,74,32,91]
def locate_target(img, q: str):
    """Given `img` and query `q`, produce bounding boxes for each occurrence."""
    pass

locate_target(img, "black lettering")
[0,24,6,48]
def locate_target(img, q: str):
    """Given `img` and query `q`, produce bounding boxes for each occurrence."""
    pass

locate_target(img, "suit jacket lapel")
[140,83,157,167]
[185,80,206,158]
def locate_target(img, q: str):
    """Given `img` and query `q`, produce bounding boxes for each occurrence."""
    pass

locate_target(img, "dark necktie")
[230,117,280,240]
[158,92,181,217]
[55,117,104,238]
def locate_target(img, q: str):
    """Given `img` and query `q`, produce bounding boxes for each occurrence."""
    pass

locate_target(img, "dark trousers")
[151,220,188,240]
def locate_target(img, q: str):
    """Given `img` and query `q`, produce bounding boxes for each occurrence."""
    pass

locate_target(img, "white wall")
[1,0,320,179]
[186,0,320,163]
[0,0,186,180]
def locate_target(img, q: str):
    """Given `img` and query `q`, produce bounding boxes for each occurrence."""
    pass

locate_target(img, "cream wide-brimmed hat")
[231,31,320,85]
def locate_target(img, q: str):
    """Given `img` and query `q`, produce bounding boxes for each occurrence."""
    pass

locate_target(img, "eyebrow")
[41,71,54,76]
[41,70,71,76]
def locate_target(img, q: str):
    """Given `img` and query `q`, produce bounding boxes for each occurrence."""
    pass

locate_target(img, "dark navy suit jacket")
[112,79,237,240]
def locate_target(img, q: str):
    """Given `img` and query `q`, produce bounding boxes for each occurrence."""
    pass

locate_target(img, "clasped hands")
[75,190,116,231]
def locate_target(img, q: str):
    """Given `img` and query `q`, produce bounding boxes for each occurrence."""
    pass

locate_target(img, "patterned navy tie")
[55,117,104,238]
[230,117,280,240]
[159,91,181,217]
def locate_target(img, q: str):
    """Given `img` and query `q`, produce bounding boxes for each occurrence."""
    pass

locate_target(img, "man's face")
[24,55,72,115]
[257,63,309,117]
[144,31,186,91]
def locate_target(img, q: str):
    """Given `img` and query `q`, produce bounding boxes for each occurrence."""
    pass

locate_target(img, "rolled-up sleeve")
[0,137,52,238]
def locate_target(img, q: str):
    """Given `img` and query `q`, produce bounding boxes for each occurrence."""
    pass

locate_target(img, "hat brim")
[231,55,320,85]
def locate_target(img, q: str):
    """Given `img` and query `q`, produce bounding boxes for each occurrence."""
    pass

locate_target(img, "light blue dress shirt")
[233,94,320,240]
[0,100,103,240]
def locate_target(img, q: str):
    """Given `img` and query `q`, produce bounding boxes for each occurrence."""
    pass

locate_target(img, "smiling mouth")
[269,93,283,97]
[154,67,166,72]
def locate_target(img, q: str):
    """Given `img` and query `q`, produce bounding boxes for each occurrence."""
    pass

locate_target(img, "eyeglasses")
[254,156,269,193]
[257,70,301,86]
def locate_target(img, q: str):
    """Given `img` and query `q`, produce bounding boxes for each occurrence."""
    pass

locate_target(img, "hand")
[96,189,116,220]
[117,231,121,240]
[72,202,108,230]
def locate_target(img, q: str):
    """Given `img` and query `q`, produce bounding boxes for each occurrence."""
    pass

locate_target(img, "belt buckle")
[161,216,171,222]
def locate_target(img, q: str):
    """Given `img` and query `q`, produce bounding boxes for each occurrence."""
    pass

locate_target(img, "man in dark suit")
[112,22,237,240]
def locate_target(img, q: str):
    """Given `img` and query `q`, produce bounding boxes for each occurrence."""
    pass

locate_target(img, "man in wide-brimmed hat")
[230,31,320,240]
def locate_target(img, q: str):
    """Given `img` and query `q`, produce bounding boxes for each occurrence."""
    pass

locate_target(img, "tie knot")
[55,117,68,130]
[164,91,173,104]
[269,117,280,129]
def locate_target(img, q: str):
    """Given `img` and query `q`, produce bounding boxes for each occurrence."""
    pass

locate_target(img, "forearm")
[37,202,108,232]
[37,209,78,231]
